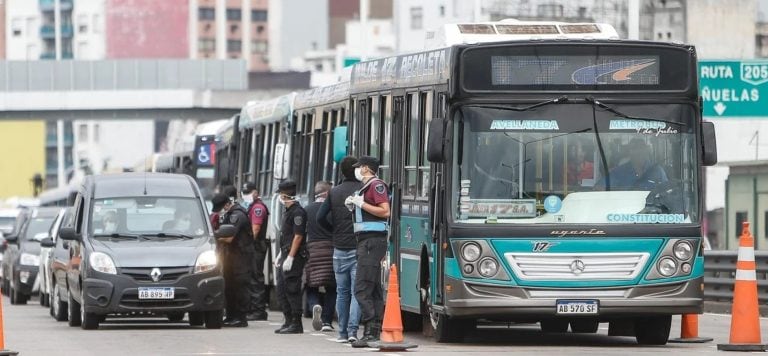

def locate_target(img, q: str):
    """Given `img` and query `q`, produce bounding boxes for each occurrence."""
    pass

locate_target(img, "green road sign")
[699,60,768,117]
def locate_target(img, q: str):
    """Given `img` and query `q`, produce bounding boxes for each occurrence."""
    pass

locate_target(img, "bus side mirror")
[332,126,348,163]
[427,119,446,163]
[702,121,717,166]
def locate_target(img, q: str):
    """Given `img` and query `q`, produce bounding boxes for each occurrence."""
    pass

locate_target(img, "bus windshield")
[454,103,699,225]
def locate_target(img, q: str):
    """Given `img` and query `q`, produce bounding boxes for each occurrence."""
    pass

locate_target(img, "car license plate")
[138,287,174,300]
[556,300,598,315]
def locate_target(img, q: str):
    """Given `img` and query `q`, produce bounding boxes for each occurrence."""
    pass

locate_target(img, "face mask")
[243,195,254,204]
[354,167,364,181]
[177,219,190,230]
[105,222,116,232]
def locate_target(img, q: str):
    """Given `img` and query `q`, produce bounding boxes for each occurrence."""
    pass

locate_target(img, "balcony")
[40,51,73,60]
[40,24,73,39]
[39,0,73,11]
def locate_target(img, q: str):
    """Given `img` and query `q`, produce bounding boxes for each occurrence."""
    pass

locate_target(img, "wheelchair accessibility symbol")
[197,143,215,165]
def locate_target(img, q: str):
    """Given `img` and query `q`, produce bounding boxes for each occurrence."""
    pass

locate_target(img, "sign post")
[699,60,768,117]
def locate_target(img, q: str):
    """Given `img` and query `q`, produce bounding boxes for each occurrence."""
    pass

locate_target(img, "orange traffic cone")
[369,265,417,351]
[717,222,767,352]
[0,293,18,356]
[668,314,712,343]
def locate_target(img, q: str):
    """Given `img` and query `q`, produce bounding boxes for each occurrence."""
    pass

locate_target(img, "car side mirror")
[59,227,80,241]
[702,121,717,166]
[40,237,55,248]
[4,234,18,244]
[427,118,446,163]
[215,224,236,239]
[332,126,348,163]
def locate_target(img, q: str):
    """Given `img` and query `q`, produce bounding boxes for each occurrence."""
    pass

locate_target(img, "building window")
[256,25,265,34]
[199,7,215,21]
[78,124,88,143]
[736,211,748,237]
[198,38,215,52]
[439,5,445,17]
[11,18,22,36]
[226,8,242,21]
[230,24,239,33]
[251,40,267,54]
[227,40,242,52]
[410,7,423,30]
[93,124,100,143]
[78,14,88,33]
[251,10,267,22]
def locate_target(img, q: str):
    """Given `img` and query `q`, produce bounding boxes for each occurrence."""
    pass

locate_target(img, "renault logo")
[150,268,162,282]
[569,260,586,275]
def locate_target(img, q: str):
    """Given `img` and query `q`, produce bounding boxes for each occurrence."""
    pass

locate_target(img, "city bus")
[332,21,718,345]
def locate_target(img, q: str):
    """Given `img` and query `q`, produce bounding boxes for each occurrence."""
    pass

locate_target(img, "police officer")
[274,180,308,334]
[211,192,253,327]
[345,156,390,348]
[242,182,269,321]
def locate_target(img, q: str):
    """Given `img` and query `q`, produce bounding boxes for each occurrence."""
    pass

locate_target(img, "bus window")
[404,94,419,198]
[379,96,392,183]
[419,92,433,200]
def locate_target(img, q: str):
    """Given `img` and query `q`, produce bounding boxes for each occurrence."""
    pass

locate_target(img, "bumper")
[14,266,39,296]
[82,269,225,315]
[443,276,703,320]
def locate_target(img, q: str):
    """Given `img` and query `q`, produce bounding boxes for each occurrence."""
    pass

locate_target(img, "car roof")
[90,173,198,199]
[30,207,65,219]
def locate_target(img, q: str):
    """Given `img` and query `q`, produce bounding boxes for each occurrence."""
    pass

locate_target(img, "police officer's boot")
[274,312,291,333]
[278,313,304,334]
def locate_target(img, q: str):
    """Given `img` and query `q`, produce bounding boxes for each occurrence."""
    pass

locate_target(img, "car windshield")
[24,217,56,241]
[0,217,15,234]
[454,103,699,225]
[90,197,209,237]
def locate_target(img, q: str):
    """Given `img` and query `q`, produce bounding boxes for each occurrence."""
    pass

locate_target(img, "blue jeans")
[333,248,360,338]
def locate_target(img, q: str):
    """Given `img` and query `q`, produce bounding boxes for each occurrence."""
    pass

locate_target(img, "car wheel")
[204,310,223,329]
[167,312,185,322]
[11,284,26,305]
[39,292,47,307]
[52,284,68,322]
[67,289,81,327]
[49,291,55,317]
[188,311,205,327]
[80,290,99,330]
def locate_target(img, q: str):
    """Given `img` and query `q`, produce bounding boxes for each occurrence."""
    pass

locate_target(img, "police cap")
[276,180,297,196]
[211,193,230,212]
[242,182,258,194]
[353,155,380,172]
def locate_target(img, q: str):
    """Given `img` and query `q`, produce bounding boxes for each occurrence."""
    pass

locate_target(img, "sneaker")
[311,305,323,331]
[335,335,348,343]
[321,323,334,332]
[347,336,358,343]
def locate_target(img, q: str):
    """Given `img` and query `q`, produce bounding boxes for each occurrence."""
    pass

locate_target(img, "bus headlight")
[478,258,499,278]
[657,257,677,277]
[673,241,693,260]
[461,242,482,262]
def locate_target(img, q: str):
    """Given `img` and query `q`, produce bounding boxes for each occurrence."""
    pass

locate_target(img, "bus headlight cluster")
[456,241,506,280]
[673,241,693,261]
[478,258,499,278]
[649,239,698,280]
[657,257,677,277]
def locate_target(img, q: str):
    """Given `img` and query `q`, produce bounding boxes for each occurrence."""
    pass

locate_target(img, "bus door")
[431,92,448,306]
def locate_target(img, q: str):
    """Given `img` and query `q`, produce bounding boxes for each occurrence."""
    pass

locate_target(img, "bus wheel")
[634,315,671,345]
[401,310,422,332]
[540,319,569,333]
[431,312,473,343]
[570,319,599,333]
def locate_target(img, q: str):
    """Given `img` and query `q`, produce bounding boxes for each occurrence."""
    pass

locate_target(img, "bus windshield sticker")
[465,199,537,218]
[609,119,680,136]
[543,195,562,214]
[606,213,686,224]
[490,120,559,130]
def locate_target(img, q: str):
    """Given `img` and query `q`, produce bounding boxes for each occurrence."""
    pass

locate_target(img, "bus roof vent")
[457,24,496,34]
[495,24,559,35]
[559,24,601,34]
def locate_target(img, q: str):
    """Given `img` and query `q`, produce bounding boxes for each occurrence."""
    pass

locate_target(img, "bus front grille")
[504,252,650,281]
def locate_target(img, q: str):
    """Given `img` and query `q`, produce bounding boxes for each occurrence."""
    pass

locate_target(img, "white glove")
[350,195,365,208]
[282,256,294,272]
[344,196,355,211]
[274,252,282,268]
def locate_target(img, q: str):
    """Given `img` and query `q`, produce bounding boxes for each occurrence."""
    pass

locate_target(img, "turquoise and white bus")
[331,20,718,345]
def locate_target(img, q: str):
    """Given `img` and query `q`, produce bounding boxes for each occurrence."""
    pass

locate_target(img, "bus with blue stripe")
[334,20,718,345]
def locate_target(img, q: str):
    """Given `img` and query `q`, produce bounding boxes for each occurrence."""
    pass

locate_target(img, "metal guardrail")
[703,250,768,304]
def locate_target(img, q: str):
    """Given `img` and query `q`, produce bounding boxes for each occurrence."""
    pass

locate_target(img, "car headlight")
[478,258,499,278]
[89,252,117,274]
[20,253,40,266]
[673,241,693,260]
[194,250,217,274]
[657,257,677,277]
[461,242,482,262]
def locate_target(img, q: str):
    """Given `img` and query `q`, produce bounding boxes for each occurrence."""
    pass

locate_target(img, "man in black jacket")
[305,181,336,332]
[317,156,362,342]
[212,193,254,327]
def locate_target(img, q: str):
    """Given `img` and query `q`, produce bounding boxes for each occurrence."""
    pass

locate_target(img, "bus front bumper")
[442,276,703,319]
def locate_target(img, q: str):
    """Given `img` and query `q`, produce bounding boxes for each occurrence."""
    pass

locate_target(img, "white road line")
[311,333,325,336]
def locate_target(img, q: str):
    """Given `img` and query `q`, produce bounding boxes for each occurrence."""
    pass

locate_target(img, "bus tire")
[401,310,422,332]
[433,313,473,343]
[540,319,569,333]
[634,315,671,345]
[570,319,599,333]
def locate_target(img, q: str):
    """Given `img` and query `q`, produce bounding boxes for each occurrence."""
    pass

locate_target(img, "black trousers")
[248,240,268,313]
[223,252,252,320]
[276,254,306,316]
[354,235,387,324]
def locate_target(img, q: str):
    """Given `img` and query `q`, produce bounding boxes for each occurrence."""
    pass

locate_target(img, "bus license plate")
[556,300,598,315]
[138,287,174,300]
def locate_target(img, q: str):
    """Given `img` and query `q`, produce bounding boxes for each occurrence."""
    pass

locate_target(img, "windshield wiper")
[465,95,569,112]
[584,97,683,127]
[143,232,195,240]
[92,233,145,240]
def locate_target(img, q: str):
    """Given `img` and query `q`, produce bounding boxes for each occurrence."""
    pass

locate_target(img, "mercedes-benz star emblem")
[150,268,162,282]
[569,259,586,275]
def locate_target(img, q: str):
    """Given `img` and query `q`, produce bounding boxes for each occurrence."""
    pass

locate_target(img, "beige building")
[0,0,5,59]
[190,0,269,71]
